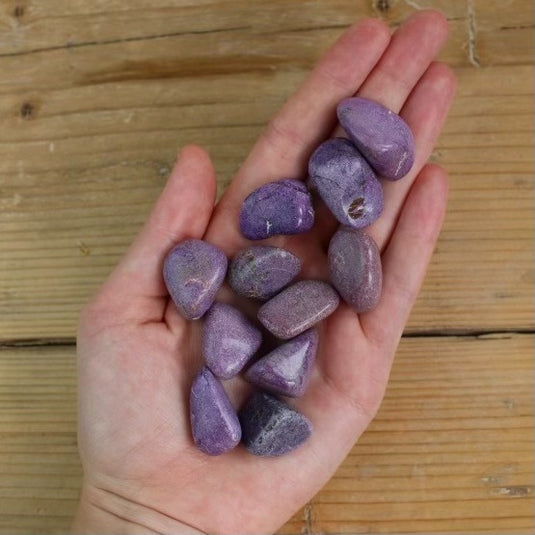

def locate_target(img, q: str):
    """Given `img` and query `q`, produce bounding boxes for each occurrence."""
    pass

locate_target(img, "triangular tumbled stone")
[190,367,241,455]
[203,302,262,379]
[244,329,318,397]
[239,392,312,456]
[163,239,227,320]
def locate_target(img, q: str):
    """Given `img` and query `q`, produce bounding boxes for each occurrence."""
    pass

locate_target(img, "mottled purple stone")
[308,137,383,229]
[189,367,241,456]
[239,179,314,240]
[163,239,227,320]
[203,302,262,379]
[239,392,312,456]
[328,227,382,313]
[258,280,339,339]
[337,97,415,181]
[228,245,301,300]
[245,329,318,397]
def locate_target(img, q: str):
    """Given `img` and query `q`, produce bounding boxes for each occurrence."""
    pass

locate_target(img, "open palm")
[73,11,456,534]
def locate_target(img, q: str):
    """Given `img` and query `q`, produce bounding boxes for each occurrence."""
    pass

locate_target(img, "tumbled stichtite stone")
[203,302,262,379]
[239,391,312,456]
[308,138,383,228]
[258,280,339,339]
[163,239,227,320]
[228,245,301,300]
[190,367,241,456]
[239,179,314,240]
[328,227,382,313]
[337,97,415,181]
[244,329,318,397]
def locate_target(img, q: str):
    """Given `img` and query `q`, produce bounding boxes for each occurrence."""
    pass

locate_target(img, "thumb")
[96,145,217,318]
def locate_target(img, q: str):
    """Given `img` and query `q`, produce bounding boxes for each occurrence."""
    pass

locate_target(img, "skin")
[73,10,456,534]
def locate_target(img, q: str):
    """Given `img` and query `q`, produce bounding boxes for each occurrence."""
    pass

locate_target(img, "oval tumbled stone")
[328,227,382,313]
[245,329,318,397]
[239,391,312,456]
[309,138,383,228]
[228,245,301,300]
[258,280,339,339]
[337,97,415,181]
[163,239,227,320]
[190,367,241,456]
[239,179,314,240]
[203,302,262,379]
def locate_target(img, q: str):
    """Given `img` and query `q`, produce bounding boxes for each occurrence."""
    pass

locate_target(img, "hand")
[73,10,456,534]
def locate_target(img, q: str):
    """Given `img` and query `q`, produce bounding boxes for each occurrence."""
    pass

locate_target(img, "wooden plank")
[0,1,532,68]
[0,334,533,533]
[1,59,533,339]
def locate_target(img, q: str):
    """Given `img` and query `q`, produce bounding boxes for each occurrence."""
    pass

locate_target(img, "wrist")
[72,482,205,534]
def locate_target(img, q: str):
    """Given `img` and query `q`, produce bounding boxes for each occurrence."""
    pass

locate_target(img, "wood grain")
[0,335,532,534]
[0,2,533,340]
[0,0,533,533]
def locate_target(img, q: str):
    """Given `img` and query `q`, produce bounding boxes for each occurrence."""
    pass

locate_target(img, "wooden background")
[0,0,533,533]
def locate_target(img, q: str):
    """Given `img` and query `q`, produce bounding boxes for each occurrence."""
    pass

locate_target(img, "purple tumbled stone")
[239,391,312,456]
[328,227,382,313]
[203,302,262,379]
[258,280,339,339]
[245,329,318,397]
[228,245,301,300]
[189,367,241,456]
[163,239,227,320]
[239,179,314,240]
[337,97,415,180]
[308,138,383,229]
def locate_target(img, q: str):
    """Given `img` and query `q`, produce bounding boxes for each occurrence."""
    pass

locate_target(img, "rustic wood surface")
[0,0,533,533]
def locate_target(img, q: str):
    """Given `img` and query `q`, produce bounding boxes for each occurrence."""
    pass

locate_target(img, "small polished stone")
[228,245,301,300]
[239,391,312,456]
[308,138,383,229]
[203,302,262,379]
[239,179,314,240]
[337,97,415,180]
[244,329,318,397]
[189,367,241,456]
[163,239,227,320]
[328,227,382,313]
[258,280,339,339]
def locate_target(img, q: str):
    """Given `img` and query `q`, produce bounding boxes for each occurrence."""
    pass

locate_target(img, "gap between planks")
[0,329,533,348]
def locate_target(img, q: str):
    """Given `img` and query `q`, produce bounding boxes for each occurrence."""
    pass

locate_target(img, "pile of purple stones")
[163,97,415,457]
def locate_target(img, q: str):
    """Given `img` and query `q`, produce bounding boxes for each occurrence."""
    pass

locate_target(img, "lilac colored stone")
[203,302,262,379]
[239,391,312,456]
[245,329,318,397]
[228,245,301,300]
[189,367,241,456]
[258,280,339,339]
[239,179,314,240]
[337,97,415,180]
[308,138,383,229]
[163,239,227,320]
[328,228,382,313]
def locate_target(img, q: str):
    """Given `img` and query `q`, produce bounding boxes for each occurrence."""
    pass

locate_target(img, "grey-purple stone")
[328,227,382,313]
[244,329,318,397]
[258,280,339,339]
[308,138,383,229]
[163,239,227,320]
[228,245,301,300]
[337,97,415,180]
[239,179,314,240]
[190,367,241,456]
[203,302,262,379]
[239,392,312,456]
